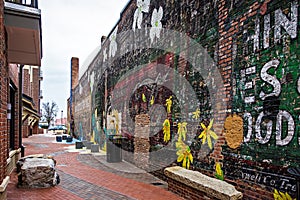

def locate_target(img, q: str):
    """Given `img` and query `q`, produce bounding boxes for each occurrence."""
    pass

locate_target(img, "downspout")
[18,64,24,157]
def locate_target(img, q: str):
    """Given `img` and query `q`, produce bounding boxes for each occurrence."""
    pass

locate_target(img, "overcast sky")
[39,0,128,119]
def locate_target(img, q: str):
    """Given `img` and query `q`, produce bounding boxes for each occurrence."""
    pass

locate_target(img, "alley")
[6,134,183,200]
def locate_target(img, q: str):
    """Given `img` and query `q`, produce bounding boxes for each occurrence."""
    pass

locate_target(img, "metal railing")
[5,0,38,9]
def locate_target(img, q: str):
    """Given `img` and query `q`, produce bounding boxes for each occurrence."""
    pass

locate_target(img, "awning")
[22,97,40,126]
[4,2,42,66]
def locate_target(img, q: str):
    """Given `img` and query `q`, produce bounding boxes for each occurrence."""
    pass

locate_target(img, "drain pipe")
[19,64,24,157]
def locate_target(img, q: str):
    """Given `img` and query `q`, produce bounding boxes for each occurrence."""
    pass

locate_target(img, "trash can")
[66,136,73,143]
[75,141,84,149]
[56,136,62,142]
[106,135,123,163]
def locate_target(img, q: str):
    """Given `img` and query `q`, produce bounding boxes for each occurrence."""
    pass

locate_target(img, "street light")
[61,110,63,125]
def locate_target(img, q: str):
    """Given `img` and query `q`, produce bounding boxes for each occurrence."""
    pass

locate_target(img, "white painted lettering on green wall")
[244,110,296,146]
[248,1,298,53]
[259,60,281,100]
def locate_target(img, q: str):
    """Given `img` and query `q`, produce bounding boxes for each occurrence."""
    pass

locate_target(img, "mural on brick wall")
[72,0,299,199]
[223,0,299,197]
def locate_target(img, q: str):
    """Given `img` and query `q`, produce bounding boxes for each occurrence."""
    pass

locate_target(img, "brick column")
[71,57,79,90]
[0,0,9,197]
[134,114,150,170]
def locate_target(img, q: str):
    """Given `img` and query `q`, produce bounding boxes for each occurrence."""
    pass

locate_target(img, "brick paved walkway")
[7,134,183,200]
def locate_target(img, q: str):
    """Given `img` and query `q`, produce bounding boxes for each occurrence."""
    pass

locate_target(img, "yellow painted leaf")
[285,192,292,200]
[279,191,287,200]
[207,134,212,149]
[202,133,207,145]
[150,96,154,105]
[182,157,187,168]
[198,131,204,139]
[274,189,280,200]
[187,159,190,169]
[216,163,222,176]
[165,96,172,113]
[177,154,184,162]
[208,119,214,129]
[95,108,98,119]
[188,153,193,163]
[192,108,200,119]
[142,93,147,102]
[210,130,218,140]
[200,123,206,129]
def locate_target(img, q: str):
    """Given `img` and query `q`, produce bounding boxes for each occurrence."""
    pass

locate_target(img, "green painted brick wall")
[72,0,299,199]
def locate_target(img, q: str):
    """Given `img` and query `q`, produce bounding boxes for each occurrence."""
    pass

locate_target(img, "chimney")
[71,57,79,90]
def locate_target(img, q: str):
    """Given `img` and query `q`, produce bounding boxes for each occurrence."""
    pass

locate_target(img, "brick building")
[0,0,42,199]
[69,0,299,199]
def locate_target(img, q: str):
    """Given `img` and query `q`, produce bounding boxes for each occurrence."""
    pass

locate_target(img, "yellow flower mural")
[142,93,147,102]
[95,108,98,119]
[163,119,171,142]
[150,95,155,105]
[165,96,172,113]
[198,119,218,149]
[215,162,224,181]
[177,122,187,141]
[273,189,295,200]
[176,140,193,169]
[112,109,120,135]
[192,108,200,120]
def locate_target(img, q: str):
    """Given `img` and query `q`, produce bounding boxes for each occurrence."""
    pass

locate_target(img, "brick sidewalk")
[7,134,183,200]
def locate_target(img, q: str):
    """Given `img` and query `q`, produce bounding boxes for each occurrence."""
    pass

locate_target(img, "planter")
[56,136,62,142]
[66,136,73,143]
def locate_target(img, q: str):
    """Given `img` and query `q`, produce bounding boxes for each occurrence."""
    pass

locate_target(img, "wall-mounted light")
[7,103,11,120]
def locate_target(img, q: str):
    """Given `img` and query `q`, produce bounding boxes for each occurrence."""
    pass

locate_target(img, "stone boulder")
[17,154,60,188]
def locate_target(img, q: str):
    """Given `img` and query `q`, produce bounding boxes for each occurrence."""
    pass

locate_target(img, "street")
[7,134,182,200]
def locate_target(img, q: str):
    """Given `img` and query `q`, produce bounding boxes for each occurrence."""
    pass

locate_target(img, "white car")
[48,125,67,134]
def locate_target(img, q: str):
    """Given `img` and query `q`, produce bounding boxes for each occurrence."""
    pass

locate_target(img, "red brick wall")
[31,68,39,111]
[22,120,29,138]
[9,64,18,86]
[71,57,79,90]
[72,1,299,199]
[31,67,40,134]
[23,68,30,96]
[71,57,79,136]
[0,0,8,182]
[167,178,214,200]
[8,65,20,151]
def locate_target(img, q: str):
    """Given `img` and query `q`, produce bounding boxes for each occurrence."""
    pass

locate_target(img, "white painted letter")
[274,1,298,43]
[255,111,272,144]
[244,112,253,143]
[264,14,270,49]
[247,17,260,52]
[259,60,281,100]
[276,110,295,146]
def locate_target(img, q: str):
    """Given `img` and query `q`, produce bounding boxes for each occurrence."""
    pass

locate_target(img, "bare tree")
[42,101,58,127]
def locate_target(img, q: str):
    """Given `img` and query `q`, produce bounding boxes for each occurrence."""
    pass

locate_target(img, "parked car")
[48,125,67,134]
